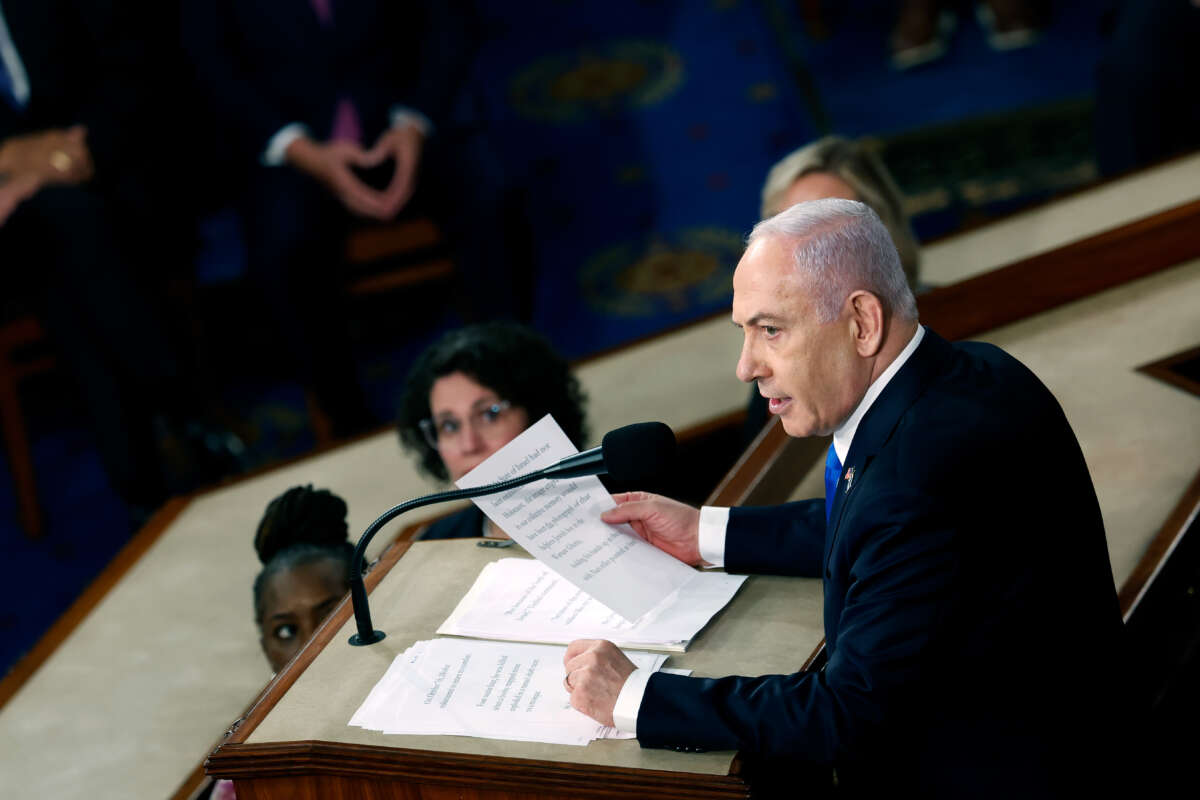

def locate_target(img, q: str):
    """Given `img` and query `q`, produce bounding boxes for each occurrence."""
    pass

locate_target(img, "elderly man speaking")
[564,199,1125,797]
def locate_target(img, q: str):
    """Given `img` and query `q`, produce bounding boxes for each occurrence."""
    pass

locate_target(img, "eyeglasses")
[418,400,513,449]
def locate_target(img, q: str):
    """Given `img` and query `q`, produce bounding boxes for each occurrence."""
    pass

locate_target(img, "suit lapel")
[824,329,954,564]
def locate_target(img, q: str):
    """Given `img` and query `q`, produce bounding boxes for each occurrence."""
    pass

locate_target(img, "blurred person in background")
[396,322,588,542]
[1095,0,1200,176]
[760,135,921,290]
[0,0,241,523]
[891,0,1050,70]
[182,0,526,440]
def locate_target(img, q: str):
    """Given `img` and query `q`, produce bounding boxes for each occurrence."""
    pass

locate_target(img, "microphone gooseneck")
[347,421,676,646]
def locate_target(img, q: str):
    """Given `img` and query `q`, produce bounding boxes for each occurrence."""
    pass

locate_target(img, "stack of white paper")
[455,415,700,623]
[350,416,729,747]
[438,558,746,652]
[350,638,668,746]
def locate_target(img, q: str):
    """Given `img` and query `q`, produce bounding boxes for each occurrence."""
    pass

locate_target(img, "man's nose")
[735,337,762,383]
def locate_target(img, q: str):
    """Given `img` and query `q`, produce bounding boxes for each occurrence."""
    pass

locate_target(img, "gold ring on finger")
[50,150,73,173]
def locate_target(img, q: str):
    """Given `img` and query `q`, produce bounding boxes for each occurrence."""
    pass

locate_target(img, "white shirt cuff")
[261,123,310,167]
[697,506,729,568]
[612,667,653,733]
[389,106,433,137]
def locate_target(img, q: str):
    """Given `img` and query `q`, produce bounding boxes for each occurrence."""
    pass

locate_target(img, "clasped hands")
[562,492,707,728]
[286,123,423,221]
[0,125,93,226]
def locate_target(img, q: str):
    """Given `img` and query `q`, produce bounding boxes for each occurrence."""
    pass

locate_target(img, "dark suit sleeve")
[180,0,295,160]
[639,489,960,762]
[70,0,154,176]
[724,500,826,578]
[418,507,484,540]
[389,0,478,128]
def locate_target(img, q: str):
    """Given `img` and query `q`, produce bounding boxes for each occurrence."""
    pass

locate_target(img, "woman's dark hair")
[396,322,588,482]
[252,485,355,622]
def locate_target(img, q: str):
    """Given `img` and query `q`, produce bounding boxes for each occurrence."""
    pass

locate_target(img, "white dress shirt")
[261,108,433,166]
[612,324,926,733]
[0,2,31,109]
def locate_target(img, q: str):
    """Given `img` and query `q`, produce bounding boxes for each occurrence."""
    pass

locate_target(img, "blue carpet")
[472,0,815,357]
[1,0,1106,680]
[0,425,130,673]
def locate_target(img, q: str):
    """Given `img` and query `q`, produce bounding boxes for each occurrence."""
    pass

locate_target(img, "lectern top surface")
[246,539,825,776]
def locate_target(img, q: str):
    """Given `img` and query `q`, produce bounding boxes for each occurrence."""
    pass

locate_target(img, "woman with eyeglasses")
[396,321,588,541]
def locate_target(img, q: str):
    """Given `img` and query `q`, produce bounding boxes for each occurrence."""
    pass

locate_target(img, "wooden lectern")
[206,539,826,799]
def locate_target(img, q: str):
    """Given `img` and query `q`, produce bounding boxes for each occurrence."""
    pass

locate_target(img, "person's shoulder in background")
[418,506,484,540]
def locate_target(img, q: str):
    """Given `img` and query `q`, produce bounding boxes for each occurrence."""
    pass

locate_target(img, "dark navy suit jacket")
[0,0,166,180]
[638,330,1125,797]
[181,0,474,163]
[419,505,485,541]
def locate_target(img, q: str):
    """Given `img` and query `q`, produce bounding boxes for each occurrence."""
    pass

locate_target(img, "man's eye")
[274,624,297,641]
[763,325,780,337]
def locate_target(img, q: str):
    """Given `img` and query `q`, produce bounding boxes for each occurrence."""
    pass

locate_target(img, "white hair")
[759,136,920,289]
[748,198,918,323]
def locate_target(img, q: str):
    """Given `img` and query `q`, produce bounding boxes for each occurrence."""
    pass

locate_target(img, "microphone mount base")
[349,630,386,647]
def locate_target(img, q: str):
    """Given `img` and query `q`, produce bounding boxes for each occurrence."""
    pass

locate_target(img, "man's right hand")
[284,136,394,220]
[601,492,706,566]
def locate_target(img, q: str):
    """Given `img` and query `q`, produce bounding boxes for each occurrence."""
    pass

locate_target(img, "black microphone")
[347,422,676,646]
[538,421,676,482]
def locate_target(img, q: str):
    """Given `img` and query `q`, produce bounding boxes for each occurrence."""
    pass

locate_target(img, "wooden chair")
[0,314,55,539]
[342,216,454,298]
[304,217,457,446]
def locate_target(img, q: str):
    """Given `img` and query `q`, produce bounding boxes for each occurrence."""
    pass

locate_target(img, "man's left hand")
[563,639,636,728]
[0,126,94,225]
[365,123,424,219]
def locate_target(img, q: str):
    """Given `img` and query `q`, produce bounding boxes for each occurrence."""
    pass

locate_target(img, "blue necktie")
[824,443,842,524]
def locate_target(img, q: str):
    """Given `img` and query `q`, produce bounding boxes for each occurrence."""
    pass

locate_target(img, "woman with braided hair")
[207,487,358,800]
[252,485,357,673]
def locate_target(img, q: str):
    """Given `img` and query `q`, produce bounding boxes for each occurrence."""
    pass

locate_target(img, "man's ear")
[847,291,885,357]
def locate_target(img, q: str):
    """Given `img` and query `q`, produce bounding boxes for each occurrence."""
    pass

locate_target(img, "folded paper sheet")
[350,639,668,746]
[438,558,746,652]
[455,415,698,622]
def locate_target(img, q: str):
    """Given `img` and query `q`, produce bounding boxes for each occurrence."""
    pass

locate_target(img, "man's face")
[732,236,870,438]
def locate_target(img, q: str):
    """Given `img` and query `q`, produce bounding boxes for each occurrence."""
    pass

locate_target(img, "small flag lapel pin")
[844,467,856,493]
